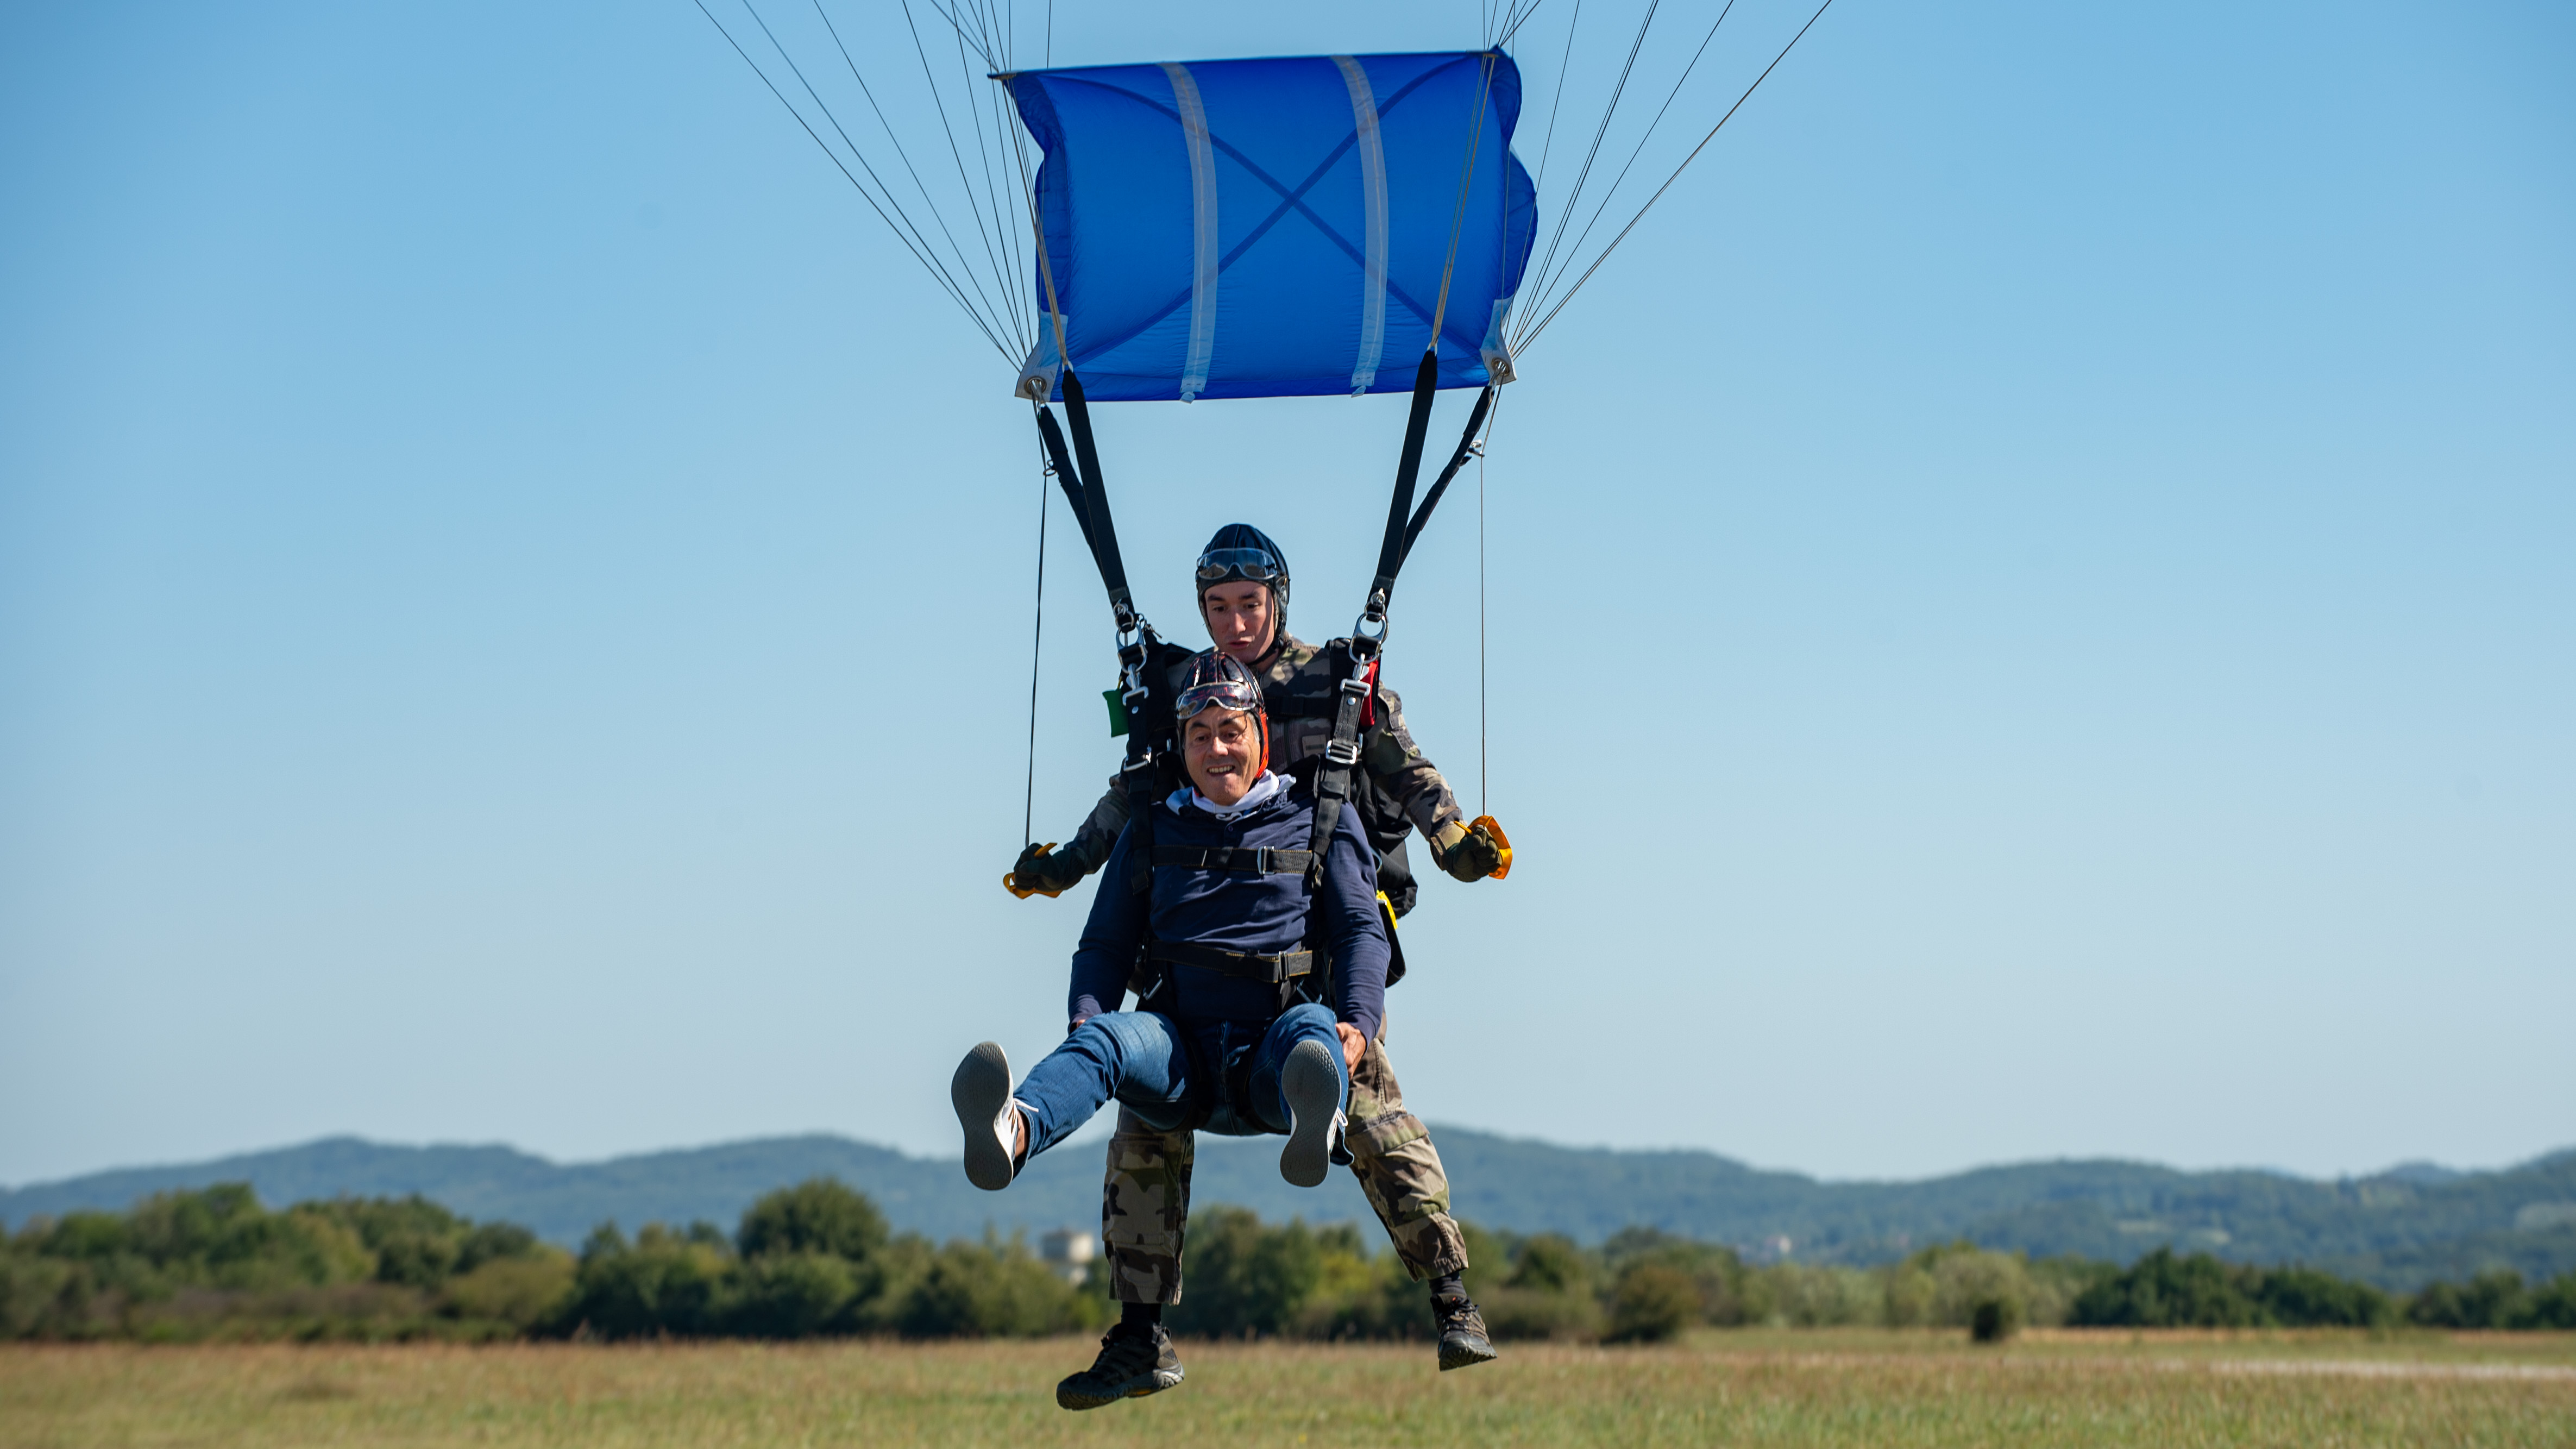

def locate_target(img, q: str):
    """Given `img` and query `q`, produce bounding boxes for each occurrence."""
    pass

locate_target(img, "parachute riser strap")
[1398,384,1496,569]
[1045,368,1162,814]
[1059,369,1137,637]
[1032,406,1104,576]
[1360,350,1445,633]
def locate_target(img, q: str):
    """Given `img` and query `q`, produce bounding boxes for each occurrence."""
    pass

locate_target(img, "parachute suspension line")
[1517,0,1661,337]
[1478,390,1504,818]
[1025,404,1051,847]
[950,14,1029,353]
[1518,0,1841,352]
[921,0,981,64]
[974,46,1031,341]
[802,0,1023,353]
[739,0,1019,341]
[1496,1,1549,48]
[1490,0,1550,49]
[1367,48,1500,633]
[1428,50,1501,349]
[1523,0,1586,202]
[923,0,1032,340]
[692,0,1015,359]
[899,0,1023,344]
[999,88,1046,342]
[1514,0,1743,345]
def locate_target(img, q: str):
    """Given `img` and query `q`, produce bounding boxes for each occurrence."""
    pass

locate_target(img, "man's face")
[1201,581,1274,663]
[1183,706,1262,806]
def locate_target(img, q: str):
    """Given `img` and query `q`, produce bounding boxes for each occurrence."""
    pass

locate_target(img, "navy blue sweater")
[1069,776,1390,1040]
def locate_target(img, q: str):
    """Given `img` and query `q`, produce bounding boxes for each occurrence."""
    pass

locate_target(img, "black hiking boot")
[1056,1320,1184,1410]
[1435,1290,1498,1371]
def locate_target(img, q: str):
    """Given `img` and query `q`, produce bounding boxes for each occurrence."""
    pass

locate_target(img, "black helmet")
[1174,649,1270,774]
[1195,523,1290,606]
[1174,649,1265,723]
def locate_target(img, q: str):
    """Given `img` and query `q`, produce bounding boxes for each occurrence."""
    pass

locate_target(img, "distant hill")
[7,1132,2571,1293]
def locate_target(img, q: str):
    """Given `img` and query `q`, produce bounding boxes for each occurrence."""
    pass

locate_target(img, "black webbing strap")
[1148,939,1315,983]
[1264,693,1337,719]
[1060,369,1134,634]
[1034,367,1176,898]
[1119,711,1165,896]
[1032,368,1136,635]
[1304,660,1373,887]
[1398,384,1496,570]
[1032,406,1101,574]
[1310,353,1450,886]
[1364,350,1446,622]
[1154,844,1317,875]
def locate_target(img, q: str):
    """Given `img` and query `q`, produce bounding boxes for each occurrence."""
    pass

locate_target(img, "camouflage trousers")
[1099,1025,1468,1304]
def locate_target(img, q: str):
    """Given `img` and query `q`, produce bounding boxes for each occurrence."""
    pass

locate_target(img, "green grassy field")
[5,1329,2572,1448]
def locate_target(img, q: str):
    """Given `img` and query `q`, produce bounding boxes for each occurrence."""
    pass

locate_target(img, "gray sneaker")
[1436,1293,1499,1371]
[1278,1038,1344,1188]
[951,1042,1018,1191]
[1056,1321,1184,1410]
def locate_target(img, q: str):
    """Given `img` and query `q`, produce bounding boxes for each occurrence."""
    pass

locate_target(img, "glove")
[1431,818,1506,882]
[1004,842,1083,899]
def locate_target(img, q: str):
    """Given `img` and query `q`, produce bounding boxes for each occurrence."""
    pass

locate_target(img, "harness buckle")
[1323,738,1362,768]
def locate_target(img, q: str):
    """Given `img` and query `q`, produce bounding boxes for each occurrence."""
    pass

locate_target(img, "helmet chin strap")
[1258,588,1287,667]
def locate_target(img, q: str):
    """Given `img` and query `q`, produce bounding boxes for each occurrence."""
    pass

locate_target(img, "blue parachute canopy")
[1006,51,1536,403]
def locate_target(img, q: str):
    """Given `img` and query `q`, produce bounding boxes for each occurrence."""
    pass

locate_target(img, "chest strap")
[1262,692,1340,720]
[1154,845,1316,875]
[1147,940,1315,983]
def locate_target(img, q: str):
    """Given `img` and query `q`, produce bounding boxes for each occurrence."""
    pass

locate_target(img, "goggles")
[1195,547,1285,587]
[1176,676,1264,721]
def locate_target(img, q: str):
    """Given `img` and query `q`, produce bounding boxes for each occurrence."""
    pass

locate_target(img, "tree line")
[4,1180,2572,1343]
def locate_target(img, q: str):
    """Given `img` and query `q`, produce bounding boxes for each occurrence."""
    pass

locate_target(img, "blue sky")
[2,0,2568,1191]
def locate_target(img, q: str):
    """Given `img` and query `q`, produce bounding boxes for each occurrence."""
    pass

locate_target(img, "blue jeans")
[1015,1004,1348,1159]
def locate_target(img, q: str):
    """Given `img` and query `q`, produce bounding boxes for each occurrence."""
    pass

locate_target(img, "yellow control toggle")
[1470,815,1513,880]
[1004,843,1069,899]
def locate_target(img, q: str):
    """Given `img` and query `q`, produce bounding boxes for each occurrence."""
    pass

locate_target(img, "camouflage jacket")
[1056,632,1466,916]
